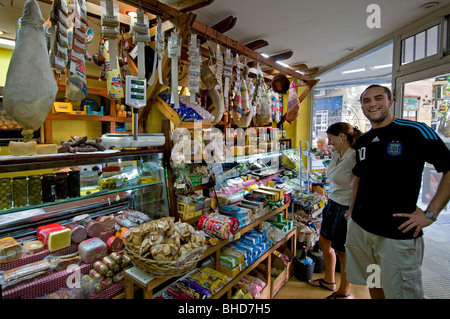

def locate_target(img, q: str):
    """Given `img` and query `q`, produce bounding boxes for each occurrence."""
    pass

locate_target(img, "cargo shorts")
[345,217,424,299]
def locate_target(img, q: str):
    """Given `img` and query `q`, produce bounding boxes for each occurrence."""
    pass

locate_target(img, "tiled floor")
[275,207,450,299]
[422,212,450,299]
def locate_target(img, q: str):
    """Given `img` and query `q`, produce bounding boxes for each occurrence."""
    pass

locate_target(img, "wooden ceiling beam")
[211,15,237,33]
[245,39,269,50]
[118,0,310,81]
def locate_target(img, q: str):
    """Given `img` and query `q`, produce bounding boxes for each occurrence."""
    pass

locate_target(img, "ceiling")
[1,0,449,86]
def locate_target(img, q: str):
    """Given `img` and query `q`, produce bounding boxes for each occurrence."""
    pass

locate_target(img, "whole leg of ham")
[2,0,58,141]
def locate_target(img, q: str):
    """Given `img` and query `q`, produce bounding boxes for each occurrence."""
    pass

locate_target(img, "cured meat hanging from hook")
[3,0,58,141]
[65,0,88,101]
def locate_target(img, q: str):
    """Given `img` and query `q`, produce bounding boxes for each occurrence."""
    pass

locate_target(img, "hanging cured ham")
[3,0,58,141]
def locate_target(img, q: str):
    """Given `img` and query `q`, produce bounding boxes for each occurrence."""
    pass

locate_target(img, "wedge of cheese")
[36,143,58,155]
[8,141,37,156]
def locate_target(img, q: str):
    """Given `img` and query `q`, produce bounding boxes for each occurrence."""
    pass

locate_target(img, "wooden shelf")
[46,113,131,123]
[44,85,125,143]
[124,202,291,298]
[212,228,296,299]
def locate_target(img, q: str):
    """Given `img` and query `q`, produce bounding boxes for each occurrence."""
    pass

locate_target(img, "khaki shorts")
[345,217,424,299]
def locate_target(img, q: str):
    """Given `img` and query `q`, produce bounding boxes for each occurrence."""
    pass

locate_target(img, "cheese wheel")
[8,141,37,156]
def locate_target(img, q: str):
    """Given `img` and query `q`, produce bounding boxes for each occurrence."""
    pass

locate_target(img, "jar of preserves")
[68,170,80,198]
[12,176,28,208]
[0,178,12,210]
[28,174,42,205]
[55,172,68,200]
[42,173,56,203]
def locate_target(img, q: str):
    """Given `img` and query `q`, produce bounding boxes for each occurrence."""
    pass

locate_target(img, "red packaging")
[37,223,66,247]
[106,236,124,253]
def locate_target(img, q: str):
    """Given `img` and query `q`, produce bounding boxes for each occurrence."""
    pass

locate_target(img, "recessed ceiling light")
[420,2,439,9]
[372,64,393,69]
[0,30,6,35]
[342,68,366,74]
[126,11,137,18]
[260,53,270,58]
[0,38,15,48]
[276,61,290,68]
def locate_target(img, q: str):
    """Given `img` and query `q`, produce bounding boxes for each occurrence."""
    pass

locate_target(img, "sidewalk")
[422,211,450,299]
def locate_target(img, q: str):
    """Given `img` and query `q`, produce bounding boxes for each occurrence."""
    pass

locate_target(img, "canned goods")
[28,174,42,205]
[12,176,27,208]
[89,268,105,281]
[55,172,68,200]
[0,178,12,210]
[42,173,56,203]
[93,261,108,275]
[67,171,80,198]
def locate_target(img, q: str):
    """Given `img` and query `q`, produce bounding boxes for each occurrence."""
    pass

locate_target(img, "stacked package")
[218,230,270,277]
[155,266,230,299]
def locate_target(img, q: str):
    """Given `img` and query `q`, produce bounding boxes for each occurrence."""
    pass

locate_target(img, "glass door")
[395,70,450,204]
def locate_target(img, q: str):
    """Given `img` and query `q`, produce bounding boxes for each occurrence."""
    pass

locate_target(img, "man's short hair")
[360,84,392,103]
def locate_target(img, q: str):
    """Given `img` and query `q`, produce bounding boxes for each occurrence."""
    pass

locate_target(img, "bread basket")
[124,244,206,278]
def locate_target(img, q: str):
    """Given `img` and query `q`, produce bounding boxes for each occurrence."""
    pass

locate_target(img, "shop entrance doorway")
[396,71,450,298]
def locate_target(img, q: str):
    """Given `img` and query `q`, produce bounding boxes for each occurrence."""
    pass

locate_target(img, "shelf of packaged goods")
[123,202,290,298]
[212,227,297,299]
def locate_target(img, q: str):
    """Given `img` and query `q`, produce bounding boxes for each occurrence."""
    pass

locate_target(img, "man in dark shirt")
[345,84,450,299]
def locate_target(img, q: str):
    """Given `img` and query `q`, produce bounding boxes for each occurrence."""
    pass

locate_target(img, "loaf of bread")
[0,237,23,263]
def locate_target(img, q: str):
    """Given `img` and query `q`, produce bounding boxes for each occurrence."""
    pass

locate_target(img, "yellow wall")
[283,81,311,147]
[0,48,14,86]
[0,47,164,147]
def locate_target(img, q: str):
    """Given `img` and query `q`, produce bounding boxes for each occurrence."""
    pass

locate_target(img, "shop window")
[401,24,440,65]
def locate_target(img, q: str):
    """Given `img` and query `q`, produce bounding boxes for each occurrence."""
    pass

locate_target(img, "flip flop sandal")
[308,278,336,291]
[325,292,353,299]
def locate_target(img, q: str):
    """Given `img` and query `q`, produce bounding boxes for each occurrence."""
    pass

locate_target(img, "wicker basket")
[124,244,207,278]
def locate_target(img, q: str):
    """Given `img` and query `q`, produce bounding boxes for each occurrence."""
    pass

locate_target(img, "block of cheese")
[0,237,23,263]
[36,143,58,155]
[8,141,37,156]
[37,223,72,252]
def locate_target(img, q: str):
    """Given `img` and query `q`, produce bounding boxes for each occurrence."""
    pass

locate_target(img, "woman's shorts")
[320,199,349,252]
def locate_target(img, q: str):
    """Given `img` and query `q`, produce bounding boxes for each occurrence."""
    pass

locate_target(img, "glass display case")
[0,149,170,240]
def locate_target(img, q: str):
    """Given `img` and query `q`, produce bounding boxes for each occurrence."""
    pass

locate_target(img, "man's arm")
[395,170,450,237]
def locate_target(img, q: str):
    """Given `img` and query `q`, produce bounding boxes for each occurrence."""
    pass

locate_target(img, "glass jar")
[42,173,56,203]
[12,176,28,208]
[55,172,68,200]
[28,174,42,205]
[67,170,80,198]
[0,178,12,210]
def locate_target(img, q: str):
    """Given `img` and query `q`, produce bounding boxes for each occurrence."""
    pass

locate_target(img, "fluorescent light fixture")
[372,64,392,69]
[260,53,269,58]
[341,68,366,74]
[0,38,15,48]
[276,61,290,68]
